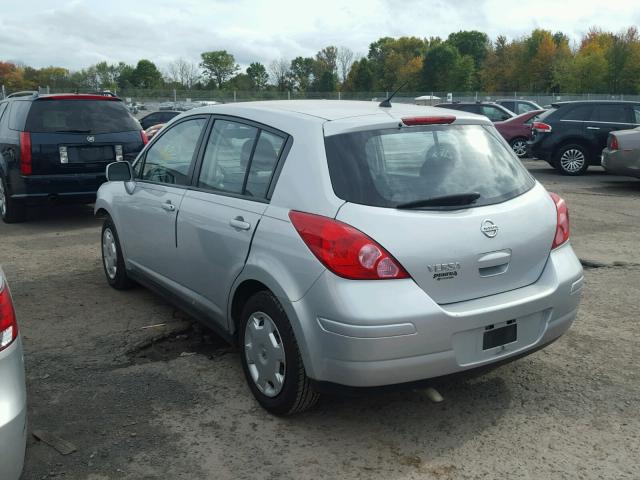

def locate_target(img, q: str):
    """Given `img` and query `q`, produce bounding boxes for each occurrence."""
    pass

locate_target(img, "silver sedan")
[0,267,27,479]
[602,126,640,178]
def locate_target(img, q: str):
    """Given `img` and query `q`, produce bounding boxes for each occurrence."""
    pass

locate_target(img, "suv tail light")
[549,192,569,249]
[19,131,32,175]
[533,121,552,133]
[288,211,410,280]
[0,276,18,352]
[140,130,149,145]
[608,134,619,151]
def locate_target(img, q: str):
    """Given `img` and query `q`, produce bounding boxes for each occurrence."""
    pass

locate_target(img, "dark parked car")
[138,110,181,130]
[496,99,542,115]
[0,91,147,223]
[494,109,545,158]
[434,102,515,122]
[528,101,640,175]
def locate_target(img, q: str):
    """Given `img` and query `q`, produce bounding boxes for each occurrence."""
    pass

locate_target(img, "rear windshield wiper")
[396,192,481,209]
[53,129,92,134]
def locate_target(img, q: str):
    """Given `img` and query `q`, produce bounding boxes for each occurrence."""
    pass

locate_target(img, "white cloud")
[1,0,639,71]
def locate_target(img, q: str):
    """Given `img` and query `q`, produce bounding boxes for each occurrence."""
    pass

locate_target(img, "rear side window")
[25,100,141,134]
[8,101,30,130]
[517,102,537,114]
[481,106,507,121]
[591,105,629,123]
[500,101,515,112]
[325,125,534,209]
[634,106,640,124]
[0,103,7,124]
[559,105,592,121]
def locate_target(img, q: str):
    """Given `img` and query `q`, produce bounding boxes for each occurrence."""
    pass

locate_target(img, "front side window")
[325,125,534,209]
[592,105,629,123]
[141,118,206,185]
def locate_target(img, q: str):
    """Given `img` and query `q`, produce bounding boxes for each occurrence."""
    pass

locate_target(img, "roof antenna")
[379,81,408,108]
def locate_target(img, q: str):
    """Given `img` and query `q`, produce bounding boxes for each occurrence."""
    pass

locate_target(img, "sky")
[1,0,639,72]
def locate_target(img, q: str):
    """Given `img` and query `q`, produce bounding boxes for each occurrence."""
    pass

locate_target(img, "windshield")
[25,100,141,134]
[324,124,535,209]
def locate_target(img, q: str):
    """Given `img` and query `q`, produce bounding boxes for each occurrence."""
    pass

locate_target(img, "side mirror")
[106,161,133,182]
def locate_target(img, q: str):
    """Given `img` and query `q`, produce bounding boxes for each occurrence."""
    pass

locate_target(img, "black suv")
[434,102,515,122]
[139,110,181,130]
[0,92,146,222]
[528,101,640,175]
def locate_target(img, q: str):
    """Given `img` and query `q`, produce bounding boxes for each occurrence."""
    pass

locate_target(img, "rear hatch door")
[25,96,143,175]
[325,121,555,304]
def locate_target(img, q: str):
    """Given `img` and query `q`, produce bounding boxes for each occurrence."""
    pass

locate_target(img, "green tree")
[200,50,239,89]
[344,58,374,91]
[246,62,269,90]
[289,57,314,91]
[422,42,460,91]
[131,59,163,88]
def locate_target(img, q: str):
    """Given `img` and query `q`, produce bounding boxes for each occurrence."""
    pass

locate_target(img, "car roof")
[185,100,491,136]
[552,100,640,107]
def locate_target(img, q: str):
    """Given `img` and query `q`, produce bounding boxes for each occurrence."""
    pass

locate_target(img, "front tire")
[554,144,589,176]
[101,216,133,289]
[0,176,26,223]
[510,137,528,158]
[240,291,319,415]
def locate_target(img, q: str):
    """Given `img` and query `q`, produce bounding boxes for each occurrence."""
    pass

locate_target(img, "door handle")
[586,126,600,130]
[161,201,176,212]
[229,216,251,230]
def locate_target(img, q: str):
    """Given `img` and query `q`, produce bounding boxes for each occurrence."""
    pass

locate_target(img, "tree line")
[2,27,640,95]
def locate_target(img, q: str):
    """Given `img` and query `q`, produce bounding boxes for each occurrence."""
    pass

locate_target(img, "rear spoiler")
[37,93,122,101]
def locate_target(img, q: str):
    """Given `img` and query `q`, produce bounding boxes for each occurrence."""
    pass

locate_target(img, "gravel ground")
[1,161,638,480]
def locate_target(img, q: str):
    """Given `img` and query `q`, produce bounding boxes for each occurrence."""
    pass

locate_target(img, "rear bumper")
[286,243,583,387]
[602,149,640,178]
[9,172,105,203]
[0,338,27,480]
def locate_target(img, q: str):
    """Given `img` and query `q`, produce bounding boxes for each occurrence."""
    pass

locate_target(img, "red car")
[494,109,545,158]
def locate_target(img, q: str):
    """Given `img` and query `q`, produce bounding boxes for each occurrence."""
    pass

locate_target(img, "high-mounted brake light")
[0,277,18,352]
[533,121,552,133]
[19,131,32,175]
[140,130,149,145]
[402,116,456,126]
[549,192,569,249]
[288,211,410,280]
[608,134,619,151]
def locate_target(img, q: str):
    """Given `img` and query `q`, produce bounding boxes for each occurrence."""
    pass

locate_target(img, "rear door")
[587,104,635,157]
[24,98,143,174]
[175,119,287,327]
[117,116,208,280]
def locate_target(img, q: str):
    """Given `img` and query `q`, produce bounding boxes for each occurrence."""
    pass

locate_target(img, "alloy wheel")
[560,148,585,173]
[511,139,528,158]
[244,311,286,398]
[102,228,118,280]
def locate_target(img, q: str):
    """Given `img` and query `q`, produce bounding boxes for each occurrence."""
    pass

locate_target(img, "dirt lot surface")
[1,162,638,480]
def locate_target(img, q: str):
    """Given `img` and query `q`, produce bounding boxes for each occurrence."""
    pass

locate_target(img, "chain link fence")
[3,85,640,112]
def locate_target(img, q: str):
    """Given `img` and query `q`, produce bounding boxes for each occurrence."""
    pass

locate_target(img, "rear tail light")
[402,116,456,126]
[0,276,18,352]
[19,131,32,175]
[140,130,149,145]
[608,134,619,151]
[549,192,570,249]
[288,211,410,280]
[533,122,552,133]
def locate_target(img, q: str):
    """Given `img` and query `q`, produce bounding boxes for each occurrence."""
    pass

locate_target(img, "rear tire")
[509,137,528,158]
[554,144,590,176]
[101,216,133,289]
[0,176,26,224]
[240,291,319,415]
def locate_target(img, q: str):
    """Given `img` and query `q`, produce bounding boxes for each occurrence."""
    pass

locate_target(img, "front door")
[117,116,208,280]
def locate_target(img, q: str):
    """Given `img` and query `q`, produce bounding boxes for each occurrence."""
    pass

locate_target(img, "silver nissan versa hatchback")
[96,100,584,415]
